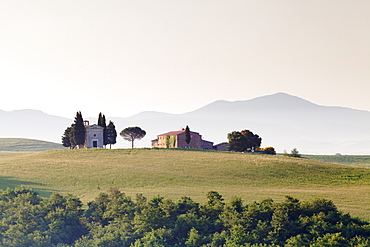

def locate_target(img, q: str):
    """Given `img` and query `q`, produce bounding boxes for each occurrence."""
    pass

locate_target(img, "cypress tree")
[97,112,103,126]
[106,121,117,149]
[61,126,72,149]
[69,124,77,149]
[97,112,108,147]
[102,114,108,146]
[185,125,191,146]
[72,111,85,149]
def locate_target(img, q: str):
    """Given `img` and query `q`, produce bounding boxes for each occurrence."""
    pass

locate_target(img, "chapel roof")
[85,124,104,129]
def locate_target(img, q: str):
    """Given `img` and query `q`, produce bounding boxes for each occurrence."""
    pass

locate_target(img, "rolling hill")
[1,93,370,154]
[0,138,67,152]
[0,148,369,220]
[0,109,71,143]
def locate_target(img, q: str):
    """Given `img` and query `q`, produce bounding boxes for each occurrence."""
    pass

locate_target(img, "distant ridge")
[1,93,370,154]
[185,92,319,117]
[118,92,370,154]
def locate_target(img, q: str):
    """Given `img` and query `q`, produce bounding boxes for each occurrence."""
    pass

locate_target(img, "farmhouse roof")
[158,130,185,136]
[214,142,228,147]
[158,129,199,137]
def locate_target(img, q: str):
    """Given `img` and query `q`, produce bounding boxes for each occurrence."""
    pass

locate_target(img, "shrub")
[261,147,276,155]
[290,148,301,158]
[283,148,302,158]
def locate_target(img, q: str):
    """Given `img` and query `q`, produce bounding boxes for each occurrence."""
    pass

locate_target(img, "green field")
[0,148,369,220]
[0,138,66,152]
[304,154,370,168]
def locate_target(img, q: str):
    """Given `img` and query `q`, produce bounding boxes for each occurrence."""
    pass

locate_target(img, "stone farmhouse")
[83,121,104,148]
[152,128,228,151]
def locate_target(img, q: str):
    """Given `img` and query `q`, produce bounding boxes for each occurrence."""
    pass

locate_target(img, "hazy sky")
[1,0,369,119]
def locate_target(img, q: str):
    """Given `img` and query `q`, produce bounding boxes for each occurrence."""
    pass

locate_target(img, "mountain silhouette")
[1,93,369,154]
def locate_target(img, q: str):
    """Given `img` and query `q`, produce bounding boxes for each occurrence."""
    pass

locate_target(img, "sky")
[1,0,370,119]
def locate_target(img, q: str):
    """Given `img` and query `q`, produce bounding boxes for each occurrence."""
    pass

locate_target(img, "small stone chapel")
[84,121,104,148]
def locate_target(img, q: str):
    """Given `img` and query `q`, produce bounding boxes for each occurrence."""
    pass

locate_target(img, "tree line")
[0,187,368,246]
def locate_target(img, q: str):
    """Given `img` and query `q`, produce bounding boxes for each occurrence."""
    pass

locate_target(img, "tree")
[98,112,108,147]
[184,125,191,147]
[120,127,146,148]
[0,187,369,246]
[227,129,262,152]
[240,130,262,150]
[284,148,302,158]
[164,135,176,148]
[165,135,171,148]
[61,126,72,149]
[185,228,202,247]
[290,148,301,158]
[69,124,77,149]
[71,112,85,149]
[106,121,117,149]
[227,131,245,152]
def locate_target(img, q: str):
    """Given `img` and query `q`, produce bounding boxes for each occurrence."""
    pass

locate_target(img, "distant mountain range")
[1,93,370,154]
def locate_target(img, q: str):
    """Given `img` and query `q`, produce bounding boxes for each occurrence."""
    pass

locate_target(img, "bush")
[260,147,276,155]
[283,148,302,158]
[290,148,301,158]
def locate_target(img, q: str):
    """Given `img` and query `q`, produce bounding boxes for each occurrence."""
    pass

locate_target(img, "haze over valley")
[1,93,369,155]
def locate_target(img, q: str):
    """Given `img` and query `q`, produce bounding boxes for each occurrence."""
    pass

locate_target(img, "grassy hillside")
[0,148,369,220]
[0,138,66,152]
[304,154,370,168]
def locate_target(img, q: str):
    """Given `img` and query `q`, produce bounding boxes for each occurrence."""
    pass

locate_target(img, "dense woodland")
[0,187,369,246]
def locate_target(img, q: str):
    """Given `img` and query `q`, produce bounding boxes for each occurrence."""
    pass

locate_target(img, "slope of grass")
[0,138,66,152]
[304,155,370,168]
[0,148,369,220]
[0,151,30,159]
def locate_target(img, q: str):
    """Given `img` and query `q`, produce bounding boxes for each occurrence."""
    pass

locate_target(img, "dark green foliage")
[61,126,72,149]
[106,121,117,149]
[290,148,301,158]
[227,129,262,152]
[62,125,77,149]
[241,130,262,150]
[71,112,85,148]
[185,125,191,145]
[120,126,146,148]
[0,187,87,246]
[43,194,87,244]
[227,131,245,152]
[185,228,202,246]
[85,188,136,226]
[0,187,369,246]
[284,148,302,158]
[97,113,108,147]
[69,123,77,149]
[80,191,370,247]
